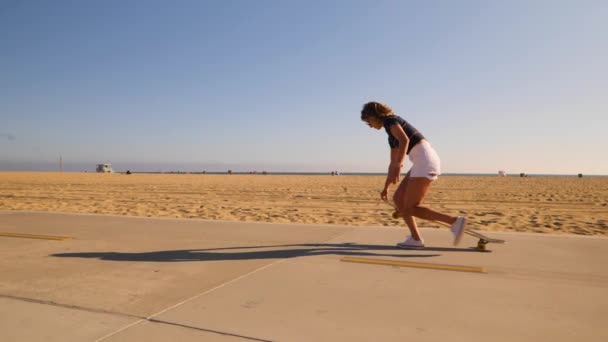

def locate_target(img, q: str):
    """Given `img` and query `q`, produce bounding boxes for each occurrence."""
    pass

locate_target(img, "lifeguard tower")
[96,163,114,173]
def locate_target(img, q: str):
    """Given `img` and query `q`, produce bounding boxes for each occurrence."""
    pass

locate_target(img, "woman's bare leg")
[393,173,420,240]
[394,176,457,241]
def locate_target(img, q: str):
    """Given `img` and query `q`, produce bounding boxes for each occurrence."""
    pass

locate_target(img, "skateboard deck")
[463,229,505,251]
[381,199,505,251]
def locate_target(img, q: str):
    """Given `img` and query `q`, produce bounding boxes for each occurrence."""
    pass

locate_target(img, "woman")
[361,101,467,249]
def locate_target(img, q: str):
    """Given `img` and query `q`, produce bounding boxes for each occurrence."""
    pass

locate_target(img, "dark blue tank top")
[383,115,425,154]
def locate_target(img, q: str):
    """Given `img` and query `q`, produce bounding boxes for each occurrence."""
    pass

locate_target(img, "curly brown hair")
[360,101,394,121]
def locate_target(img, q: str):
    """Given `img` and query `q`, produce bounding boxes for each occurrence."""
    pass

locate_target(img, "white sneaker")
[450,216,467,246]
[396,236,425,249]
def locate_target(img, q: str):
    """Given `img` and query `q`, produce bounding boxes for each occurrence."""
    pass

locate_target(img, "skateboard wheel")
[477,240,487,251]
[392,211,399,219]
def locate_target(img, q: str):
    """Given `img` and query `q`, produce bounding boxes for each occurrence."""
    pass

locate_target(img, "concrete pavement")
[0,211,606,341]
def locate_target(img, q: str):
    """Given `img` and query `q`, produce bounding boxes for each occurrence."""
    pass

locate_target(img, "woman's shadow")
[51,243,475,262]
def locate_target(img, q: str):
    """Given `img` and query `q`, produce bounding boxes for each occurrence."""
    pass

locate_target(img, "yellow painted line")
[0,232,73,241]
[340,257,486,274]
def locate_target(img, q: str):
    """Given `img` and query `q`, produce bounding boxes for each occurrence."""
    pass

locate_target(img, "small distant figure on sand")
[578,173,583,178]
[498,170,507,177]
[227,170,233,175]
[360,101,467,249]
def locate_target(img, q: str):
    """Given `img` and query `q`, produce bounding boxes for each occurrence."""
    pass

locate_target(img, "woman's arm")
[389,124,409,167]
[381,124,409,199]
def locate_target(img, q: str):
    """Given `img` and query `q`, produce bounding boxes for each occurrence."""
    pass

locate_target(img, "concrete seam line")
[0,294,270,341]
[0,294,141,319]
[0,294,146,342]
[93,319,146,342]
[147,319,273,342]
[142,228,354,320]
[146,258,291,320]
[94,259,289,342]
[319,227,357,246]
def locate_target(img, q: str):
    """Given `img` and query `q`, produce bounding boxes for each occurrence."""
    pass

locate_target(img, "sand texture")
[0,172,606,235]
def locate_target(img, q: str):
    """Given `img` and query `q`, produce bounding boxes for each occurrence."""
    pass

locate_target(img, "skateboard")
[463,228,505,251]
[381,200,505,251]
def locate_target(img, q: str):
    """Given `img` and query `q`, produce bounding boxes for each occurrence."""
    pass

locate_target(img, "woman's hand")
[380,187,388,200]
[388,163,402,185]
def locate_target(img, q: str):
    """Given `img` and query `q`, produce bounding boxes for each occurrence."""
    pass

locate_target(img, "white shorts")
[408,140,441,181]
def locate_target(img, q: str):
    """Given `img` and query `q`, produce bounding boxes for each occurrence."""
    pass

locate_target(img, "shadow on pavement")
[51,243,477,262]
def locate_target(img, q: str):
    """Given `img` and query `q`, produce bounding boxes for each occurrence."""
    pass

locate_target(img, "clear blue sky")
[1,0,607,174]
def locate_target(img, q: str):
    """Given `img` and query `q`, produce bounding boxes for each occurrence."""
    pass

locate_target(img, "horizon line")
[1,170,606,177]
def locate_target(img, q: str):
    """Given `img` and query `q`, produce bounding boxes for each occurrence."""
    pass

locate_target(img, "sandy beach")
[0,172,606,235]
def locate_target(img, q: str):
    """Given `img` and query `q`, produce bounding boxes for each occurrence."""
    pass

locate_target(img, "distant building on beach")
[96,163,114,173]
